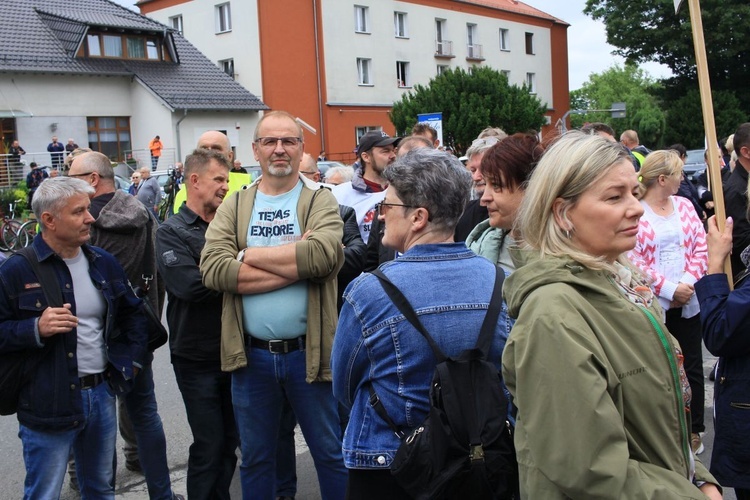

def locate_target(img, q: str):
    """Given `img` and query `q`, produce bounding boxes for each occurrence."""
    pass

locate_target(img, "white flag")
[674,0,685,14]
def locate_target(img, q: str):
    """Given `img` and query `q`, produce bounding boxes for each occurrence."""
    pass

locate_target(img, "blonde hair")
[635,149,683,199]
[515,131,632,271]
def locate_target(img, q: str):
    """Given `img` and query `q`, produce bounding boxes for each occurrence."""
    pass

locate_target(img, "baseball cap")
[357,131,401,157]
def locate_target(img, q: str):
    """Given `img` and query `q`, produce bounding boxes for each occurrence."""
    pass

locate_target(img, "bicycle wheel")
[2,219,23,252]
[15,220,37,250]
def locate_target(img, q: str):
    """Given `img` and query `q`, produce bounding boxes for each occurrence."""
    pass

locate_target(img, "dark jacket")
[337,204,366,311]
[90,190,161,312]
[696,272,750,489]
[156,204,223,362]
[0,235,148,430]
[677,173,704,220]
[364,215,395,272]
[722,165,750,277]
[454,198,489,242]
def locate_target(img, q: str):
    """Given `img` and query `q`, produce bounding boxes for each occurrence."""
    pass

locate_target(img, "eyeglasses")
[377,201,417,216]
[255,137,303,149]
[69,171,95,178]
[299,170,318,175]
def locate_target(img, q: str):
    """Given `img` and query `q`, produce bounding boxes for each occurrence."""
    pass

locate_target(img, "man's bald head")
[197,131,234,163]
[69,151,115,195]
[299,153,320,182]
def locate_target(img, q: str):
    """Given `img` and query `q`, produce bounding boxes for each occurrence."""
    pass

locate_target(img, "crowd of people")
[3,112,750,500]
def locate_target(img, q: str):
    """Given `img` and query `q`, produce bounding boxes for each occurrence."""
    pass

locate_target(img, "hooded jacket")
[502,252,717,498]
[90,189,160,312]
[200,174,344,382]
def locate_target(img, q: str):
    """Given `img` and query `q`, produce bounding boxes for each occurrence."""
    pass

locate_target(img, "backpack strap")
[371,268,447,362]
[475,266,505,356]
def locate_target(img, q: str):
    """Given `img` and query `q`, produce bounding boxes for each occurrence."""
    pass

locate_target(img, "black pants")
[346,469,411,500]
[736,489,750,500]
[665,309,705,433]
[173,358,239,500]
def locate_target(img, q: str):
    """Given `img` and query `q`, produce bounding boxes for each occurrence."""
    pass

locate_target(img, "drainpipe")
[313,0,325,152]
[175,109,188,160]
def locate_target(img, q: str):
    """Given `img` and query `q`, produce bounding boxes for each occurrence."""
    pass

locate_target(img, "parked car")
[114,174,132,193]
[684,149,707,183]
[317,160,347,180]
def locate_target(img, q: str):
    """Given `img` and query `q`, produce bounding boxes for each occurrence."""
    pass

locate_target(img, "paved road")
[0,339,738,499]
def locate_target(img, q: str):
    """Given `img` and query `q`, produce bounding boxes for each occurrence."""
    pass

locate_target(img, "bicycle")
[13,218,38,251]
[0,200,25,252]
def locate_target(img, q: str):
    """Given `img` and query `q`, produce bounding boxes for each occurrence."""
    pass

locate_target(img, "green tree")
[389,67,546,154]
[584,0,750,112]
[663,89,747,148]
[569,64,666,146]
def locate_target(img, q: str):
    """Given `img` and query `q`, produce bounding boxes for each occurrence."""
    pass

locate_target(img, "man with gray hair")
[137,167,162,220]
[0,177,147,498]
[323,165,353,186]
[68,152,181,499]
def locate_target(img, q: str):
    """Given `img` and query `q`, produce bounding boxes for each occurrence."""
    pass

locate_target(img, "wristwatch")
[237,248,247,263]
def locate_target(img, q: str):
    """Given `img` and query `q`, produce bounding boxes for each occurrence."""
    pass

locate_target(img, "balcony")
[435,40,454,58]
[466,44,484,61]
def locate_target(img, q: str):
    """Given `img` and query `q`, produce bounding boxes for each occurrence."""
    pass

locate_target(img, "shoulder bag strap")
[140,216,155,292]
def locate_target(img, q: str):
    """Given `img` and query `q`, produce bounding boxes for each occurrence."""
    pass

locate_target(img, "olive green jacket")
[200,174,344,382]
[502,252,718,498]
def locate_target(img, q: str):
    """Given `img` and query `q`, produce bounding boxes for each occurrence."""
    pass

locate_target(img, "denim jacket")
[0,235,148,431]
[331,243,512,469]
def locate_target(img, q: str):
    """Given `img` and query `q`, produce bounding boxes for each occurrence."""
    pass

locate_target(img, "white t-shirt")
[64,251,107,376]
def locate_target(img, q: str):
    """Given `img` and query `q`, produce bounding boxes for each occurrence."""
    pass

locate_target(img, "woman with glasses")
[331,148,512,498]
[502,132,720,498]
[628,150,708,455]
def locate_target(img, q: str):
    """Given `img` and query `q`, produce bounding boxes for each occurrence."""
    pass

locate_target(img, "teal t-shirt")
[243,181,309,340]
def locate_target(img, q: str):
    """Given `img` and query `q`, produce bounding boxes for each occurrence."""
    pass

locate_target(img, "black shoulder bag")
[368,266,518,500]
[0,247,62,415]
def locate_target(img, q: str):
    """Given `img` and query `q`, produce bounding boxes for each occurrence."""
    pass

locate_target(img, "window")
[87,116,131,162]
[437,64,449,75]
[87,34,101,56]
[466,23,483,59]
[396,61,410,87]
[525,32,534,54]
[356,126,381,145]
[215,3,232,33]
[394,12,408,38]
[501,69,511,80]
[169,15,183,34]
[85,33,163,60]
[219,58,234,78]
[526,72,536,93]
[435,19,453,56]
[354,5,369,33]
[357,58,372,85]
[103,35,123,57]
[499,28,509,51]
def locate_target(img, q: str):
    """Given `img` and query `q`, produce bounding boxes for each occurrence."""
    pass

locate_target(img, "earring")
[564,228,572,239]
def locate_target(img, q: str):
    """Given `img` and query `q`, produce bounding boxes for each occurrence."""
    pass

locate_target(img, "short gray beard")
[267,164,293,178]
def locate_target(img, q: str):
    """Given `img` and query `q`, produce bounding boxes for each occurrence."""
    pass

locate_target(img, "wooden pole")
[686,0,733,286]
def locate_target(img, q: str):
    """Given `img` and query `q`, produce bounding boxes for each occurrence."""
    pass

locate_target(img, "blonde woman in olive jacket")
[502,132,721,499]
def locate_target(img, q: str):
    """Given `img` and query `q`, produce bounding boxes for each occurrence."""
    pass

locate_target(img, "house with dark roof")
[0,0,267,174]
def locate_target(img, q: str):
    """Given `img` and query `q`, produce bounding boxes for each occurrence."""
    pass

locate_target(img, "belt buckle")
[267,340,288,354]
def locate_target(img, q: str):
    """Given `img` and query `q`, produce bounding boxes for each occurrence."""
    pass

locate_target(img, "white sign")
[417,112,443,148]
[674,0,685,14]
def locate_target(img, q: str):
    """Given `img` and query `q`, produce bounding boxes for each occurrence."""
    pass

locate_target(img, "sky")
[112,0,672,91]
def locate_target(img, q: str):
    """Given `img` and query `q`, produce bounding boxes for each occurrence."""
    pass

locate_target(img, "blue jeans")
[151,156,159,170]
[173,358,238,500]
[122,361,173,499]
[232,347,347,500]
[19,381,116,499]
[276,399,297,498]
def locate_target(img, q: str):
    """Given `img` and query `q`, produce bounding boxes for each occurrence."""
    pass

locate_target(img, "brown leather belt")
[247,335,306,354]
[79,372,105,390]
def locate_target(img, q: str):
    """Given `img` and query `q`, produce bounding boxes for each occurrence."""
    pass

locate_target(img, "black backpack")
[369,267,519,500]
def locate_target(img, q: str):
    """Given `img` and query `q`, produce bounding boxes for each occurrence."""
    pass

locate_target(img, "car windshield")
[685,150,705,165]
